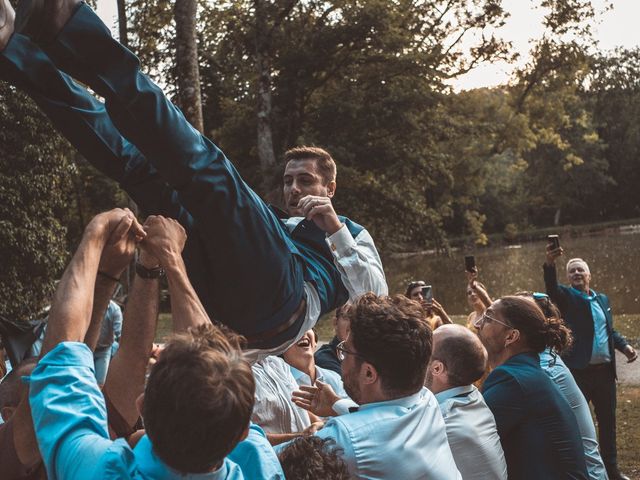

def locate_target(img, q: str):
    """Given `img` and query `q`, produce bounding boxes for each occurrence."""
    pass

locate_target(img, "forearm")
[475,286,493,308]
[40,226,106,357]
[83,275,119,351]
[328,227,388,299]
[103,274,159,429]
[267,432,304,446]
[164,254,210,332]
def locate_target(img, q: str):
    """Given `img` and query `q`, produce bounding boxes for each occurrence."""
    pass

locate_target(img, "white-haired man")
[545,246,637,480]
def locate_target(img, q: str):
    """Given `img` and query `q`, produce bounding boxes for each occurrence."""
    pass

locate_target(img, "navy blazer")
[483,352,588,480]
[543,264,628,373]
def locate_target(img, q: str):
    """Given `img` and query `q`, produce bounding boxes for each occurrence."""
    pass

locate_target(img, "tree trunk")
[117,0,128,46]
[174,0,204,133]
[254,0,277,189]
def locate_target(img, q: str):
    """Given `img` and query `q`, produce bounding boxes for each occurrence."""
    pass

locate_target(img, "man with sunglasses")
[292,293,461,479]
[545,246,637,480]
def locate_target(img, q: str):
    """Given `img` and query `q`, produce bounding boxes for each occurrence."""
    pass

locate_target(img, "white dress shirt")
[435,385,508,480]
[245,222,388,363]
[317,387,461,479]
[251,356,310,434]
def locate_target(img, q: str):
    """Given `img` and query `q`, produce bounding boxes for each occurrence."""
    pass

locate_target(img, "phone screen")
[422,285,433,303]
[464,256,476,272]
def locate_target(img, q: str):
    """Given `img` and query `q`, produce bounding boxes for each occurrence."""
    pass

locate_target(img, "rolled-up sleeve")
[326,226,388,299]
[28,342,115,480]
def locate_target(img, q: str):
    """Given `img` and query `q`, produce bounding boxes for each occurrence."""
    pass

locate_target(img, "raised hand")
[292,380,341,418]
[297,195,343,235]
[140,215,186,266]
[98,209,144,278]
[545,243,564,266]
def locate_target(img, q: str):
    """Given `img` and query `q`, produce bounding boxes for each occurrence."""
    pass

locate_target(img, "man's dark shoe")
[15,0,81,43]
[0,0,15,51]
[606,465,631,480]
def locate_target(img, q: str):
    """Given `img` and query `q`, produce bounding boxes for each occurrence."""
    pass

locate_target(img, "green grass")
[618,386,640,478]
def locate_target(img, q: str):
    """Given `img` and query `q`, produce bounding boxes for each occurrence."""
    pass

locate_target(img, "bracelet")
[98,270,120,283]
[135,262,165,279]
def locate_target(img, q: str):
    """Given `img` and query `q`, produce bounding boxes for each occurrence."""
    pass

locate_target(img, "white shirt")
[245,222,388,362]
[435,385,508,480]
[251,356,310,434]
[317,387,461,479]
[289,364,348,399]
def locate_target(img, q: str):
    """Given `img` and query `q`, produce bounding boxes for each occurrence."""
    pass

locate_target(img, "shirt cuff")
[37,342,94,368]
[325,224,355,258]
[332,398,359,416]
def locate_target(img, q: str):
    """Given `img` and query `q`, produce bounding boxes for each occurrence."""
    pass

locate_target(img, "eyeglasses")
[476,311,513,329]
[336,340,365,362]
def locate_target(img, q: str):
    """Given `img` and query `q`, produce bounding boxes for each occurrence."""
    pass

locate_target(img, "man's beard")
[342,371,362,404]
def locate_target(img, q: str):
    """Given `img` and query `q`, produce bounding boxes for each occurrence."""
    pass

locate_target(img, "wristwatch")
[135,262,165,279]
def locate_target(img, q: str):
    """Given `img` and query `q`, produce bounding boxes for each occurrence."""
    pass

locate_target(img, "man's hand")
[297,195,343,235]
[624,345,638,363]
[140,216,186,266]
[292,380,341,417]
[545,243,564,266]
[303,420,325,435]
[465,268,478,286]
[430,299,452,325]
[98,210,144,278]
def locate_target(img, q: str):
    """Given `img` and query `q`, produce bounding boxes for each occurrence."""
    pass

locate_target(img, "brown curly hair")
[345,293,432,397]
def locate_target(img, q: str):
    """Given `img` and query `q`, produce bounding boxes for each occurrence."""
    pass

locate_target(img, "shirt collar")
[434,385,475,404]
[571,286,597,299]
[134,435,231,479]
[359,387,426,411]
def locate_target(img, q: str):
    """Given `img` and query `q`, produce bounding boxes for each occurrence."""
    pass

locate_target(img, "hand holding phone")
[421,285,433,304]
[464,256,476,273]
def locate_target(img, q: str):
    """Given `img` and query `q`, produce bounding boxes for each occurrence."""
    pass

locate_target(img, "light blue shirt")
[573,288,611,364]
[435,385,507,480]
[289,364,348,399]
[316,387,461,479]
[27,342,269,480]
[539,349,608,480]
[228,424,285,479]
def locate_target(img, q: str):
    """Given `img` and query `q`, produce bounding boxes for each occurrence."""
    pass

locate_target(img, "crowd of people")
[0,1,638,479]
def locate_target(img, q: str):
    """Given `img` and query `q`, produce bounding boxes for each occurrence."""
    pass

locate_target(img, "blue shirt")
[571,288,611,364]
[483,352,588,480]
[28,342,274,480]
[539,349,606,480]
[316,387,461,479]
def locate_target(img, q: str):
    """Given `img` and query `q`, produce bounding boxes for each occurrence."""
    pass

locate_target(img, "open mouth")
[296,337,311,348]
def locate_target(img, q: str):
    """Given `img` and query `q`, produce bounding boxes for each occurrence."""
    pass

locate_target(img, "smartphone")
[421,285,433,304]
[548,234,560,250]
[464,255,476,273]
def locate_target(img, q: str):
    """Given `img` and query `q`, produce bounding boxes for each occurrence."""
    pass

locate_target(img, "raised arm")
[102,246,161,435]
[29,209,144,480]
[543,244,565,305]
[141,216,210,332]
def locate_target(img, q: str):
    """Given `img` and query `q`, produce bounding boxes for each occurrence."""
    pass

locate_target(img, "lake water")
[384,228,640,316]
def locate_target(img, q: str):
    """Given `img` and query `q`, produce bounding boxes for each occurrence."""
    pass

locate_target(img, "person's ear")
[362,362,378,385]
[135,393,145,417]
[327,180,337,198]
[430,360,446,378]
[1,405,15,422]
[504,329,521,348]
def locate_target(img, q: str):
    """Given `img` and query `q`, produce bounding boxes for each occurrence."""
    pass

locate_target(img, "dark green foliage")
[0,83,73,322]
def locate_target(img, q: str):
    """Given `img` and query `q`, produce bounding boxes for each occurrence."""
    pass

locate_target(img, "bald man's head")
[429,324,487,390]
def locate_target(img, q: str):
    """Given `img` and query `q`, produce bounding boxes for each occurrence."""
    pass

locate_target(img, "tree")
[0,84,74,322]
[174,0,204,132]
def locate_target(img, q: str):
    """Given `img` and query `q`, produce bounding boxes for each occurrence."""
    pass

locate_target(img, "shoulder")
[337,216,366,238]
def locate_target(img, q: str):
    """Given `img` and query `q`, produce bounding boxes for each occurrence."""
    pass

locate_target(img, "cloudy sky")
[96,0,640,90]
